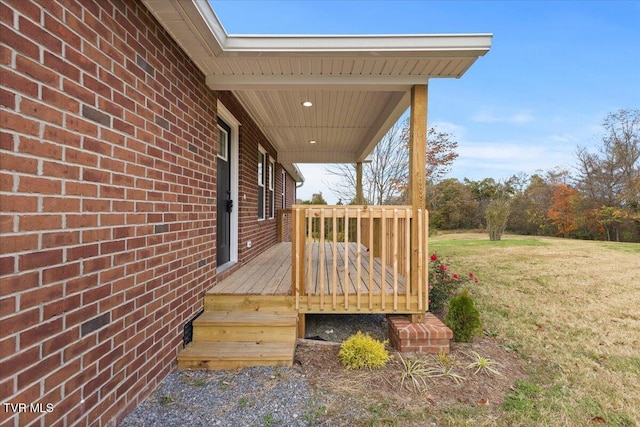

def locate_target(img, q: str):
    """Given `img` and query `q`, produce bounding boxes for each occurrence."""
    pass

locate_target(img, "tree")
[427,178,479,230]
[575,109,639,207]
[465,177,516,228]
[575,109,640,241]
[485,198,510,241]
[595,206,628,242]
[325,116,458,205]
[301,192,328,205]
[548,184,579,237]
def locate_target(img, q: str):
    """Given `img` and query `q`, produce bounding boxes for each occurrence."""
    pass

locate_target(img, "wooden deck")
[209,242,406,297]
[211,243,293,295]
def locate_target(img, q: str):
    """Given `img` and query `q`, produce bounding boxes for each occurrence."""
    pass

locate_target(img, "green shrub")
[445,290,481,342]
[338,331,392,370]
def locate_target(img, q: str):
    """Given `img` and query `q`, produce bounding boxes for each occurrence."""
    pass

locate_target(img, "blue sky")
[211,1,640,203]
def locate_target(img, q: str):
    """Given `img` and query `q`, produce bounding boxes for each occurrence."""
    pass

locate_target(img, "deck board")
[209,242,406,297]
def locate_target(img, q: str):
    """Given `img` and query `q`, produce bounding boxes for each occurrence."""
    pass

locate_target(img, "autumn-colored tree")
[548,184,579,237]
[595,205,628,241]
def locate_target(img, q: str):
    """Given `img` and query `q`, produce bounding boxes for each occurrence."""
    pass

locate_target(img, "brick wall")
[0,0,296,425]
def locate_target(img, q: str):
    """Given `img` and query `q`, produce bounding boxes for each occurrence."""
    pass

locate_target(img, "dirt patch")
[296,315,526,423]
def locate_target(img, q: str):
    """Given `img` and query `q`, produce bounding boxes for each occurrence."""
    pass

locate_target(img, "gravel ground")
[119,367,320,427]
[118,315,386,427]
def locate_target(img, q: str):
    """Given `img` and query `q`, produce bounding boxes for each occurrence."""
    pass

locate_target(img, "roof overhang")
[142,0,492,180]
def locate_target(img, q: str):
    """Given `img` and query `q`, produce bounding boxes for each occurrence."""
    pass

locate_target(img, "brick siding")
[0,0,296,425]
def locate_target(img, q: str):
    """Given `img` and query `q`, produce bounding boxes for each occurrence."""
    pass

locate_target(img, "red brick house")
[0,0,490,425]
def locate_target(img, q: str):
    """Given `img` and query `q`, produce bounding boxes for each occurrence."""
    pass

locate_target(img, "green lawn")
[427,233,640,426]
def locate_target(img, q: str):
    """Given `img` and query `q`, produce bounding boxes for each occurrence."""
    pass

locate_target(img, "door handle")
[226,199,234,213]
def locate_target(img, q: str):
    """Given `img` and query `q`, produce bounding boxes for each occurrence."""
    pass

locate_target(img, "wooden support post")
[297,313,306,339]
[409,84,428,314]
[355,162,363,205]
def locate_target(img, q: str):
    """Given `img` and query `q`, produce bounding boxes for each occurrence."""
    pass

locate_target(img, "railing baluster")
[356,208,362,311]
[380,208,386,310]
[332,208,337,310]
[368,209,374,311]
[423,209,429,311]
[292,207,299,310]
[307,208,313,310]
[393,209,398,311]
[319,208,325,311]
[343,208,349,310]
[405,208,411,310]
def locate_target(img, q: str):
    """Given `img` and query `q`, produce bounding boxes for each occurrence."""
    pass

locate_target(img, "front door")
[217,119,232,267]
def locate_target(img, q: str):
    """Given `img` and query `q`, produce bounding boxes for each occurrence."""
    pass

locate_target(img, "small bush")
[428,254,478,315]
[445,290,482,342]
[338,331,392,370]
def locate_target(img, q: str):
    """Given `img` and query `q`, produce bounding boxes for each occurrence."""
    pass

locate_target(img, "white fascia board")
[221,34,493,57]
[148,1,491,60]
[282,163,305,183]
[142,0,225,57]
[190,0,228,52]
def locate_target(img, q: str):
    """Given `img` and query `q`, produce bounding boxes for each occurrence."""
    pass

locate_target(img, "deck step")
[204,294,295,312]
[193,311,297,343]
[178,341,295,370]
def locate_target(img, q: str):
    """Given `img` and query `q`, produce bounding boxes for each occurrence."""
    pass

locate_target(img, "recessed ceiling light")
[309,140,317,144]
[302,101,313,107]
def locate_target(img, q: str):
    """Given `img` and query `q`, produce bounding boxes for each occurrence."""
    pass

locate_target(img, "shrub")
[338,331,392,370]
[429,254,478,315]
[445,290,482,342]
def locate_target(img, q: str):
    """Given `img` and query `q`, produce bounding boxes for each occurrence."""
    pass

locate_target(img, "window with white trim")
[269,158,275,219]
[258,146,266,220]
[217,125,228,161]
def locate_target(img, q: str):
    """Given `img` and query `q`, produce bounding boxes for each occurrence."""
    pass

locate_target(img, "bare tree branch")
[325,117,459,205]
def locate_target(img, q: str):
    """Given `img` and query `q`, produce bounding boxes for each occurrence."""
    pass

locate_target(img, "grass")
[429,232,640,426]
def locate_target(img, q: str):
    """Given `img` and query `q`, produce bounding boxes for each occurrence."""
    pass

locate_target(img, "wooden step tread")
[178,341,294,362]
[194,310,297,326]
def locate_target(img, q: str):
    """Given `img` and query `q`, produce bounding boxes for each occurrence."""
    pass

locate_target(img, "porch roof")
[142,1,492,178]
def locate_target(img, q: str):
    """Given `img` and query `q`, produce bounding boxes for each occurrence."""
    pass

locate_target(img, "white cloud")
[459,142,544,161]
[430,120,466,137]
[449,138,575,181]
[471,109,535,124]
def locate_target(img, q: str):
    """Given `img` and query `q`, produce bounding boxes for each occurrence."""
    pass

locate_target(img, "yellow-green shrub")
[338,331,392,370]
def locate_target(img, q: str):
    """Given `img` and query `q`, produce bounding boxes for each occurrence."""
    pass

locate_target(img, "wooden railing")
[291,205,428,313]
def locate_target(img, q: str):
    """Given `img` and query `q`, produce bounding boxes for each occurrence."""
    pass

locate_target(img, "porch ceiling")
[143,0,492,168]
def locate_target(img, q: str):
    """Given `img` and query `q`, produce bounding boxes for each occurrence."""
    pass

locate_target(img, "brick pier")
[388,314,453,353]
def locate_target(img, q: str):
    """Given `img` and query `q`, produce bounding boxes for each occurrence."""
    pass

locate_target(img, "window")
[269,158,275,219]
[217,124,228,160]
[281,170,286,209]
[258,146,266,220]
